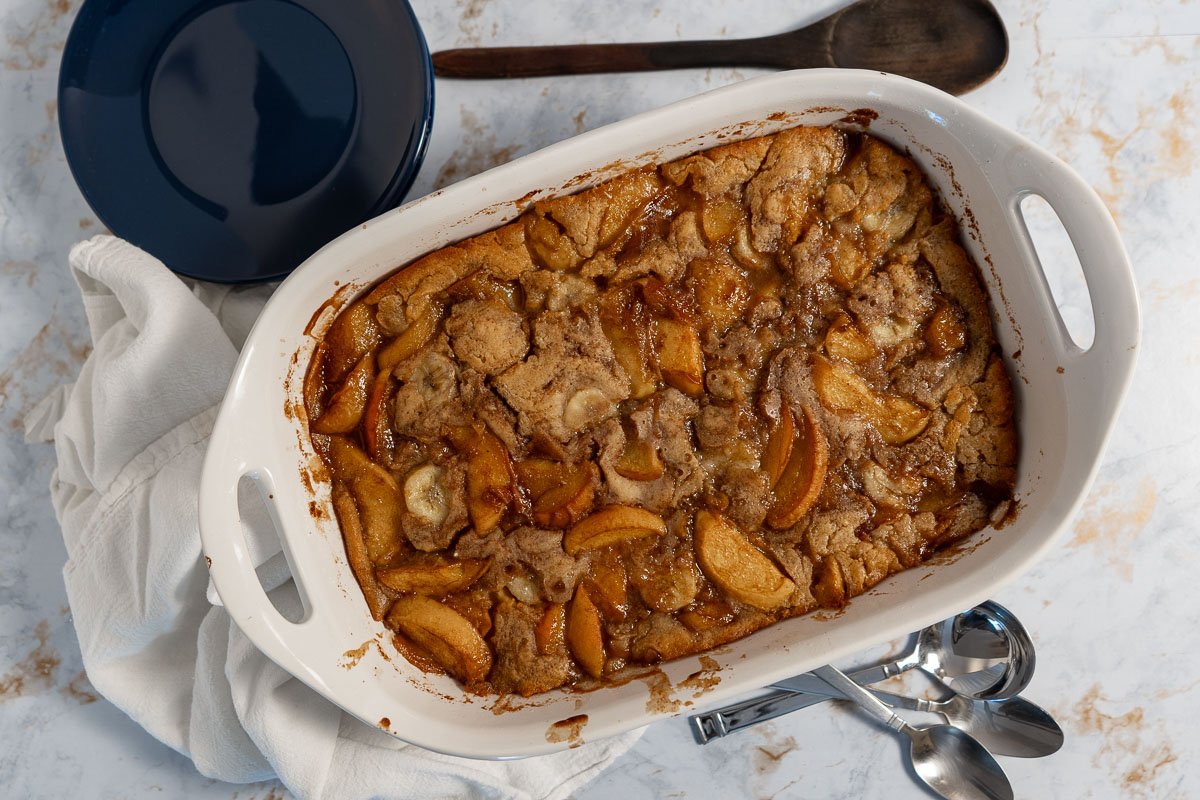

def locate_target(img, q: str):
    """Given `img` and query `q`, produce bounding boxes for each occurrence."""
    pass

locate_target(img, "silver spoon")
[814,664,1014,800]
[777,678,1063,757]
[875,690,1064,758]
[689,602,1037,744]
[692,679,1063,757]
[774,600,1036,701]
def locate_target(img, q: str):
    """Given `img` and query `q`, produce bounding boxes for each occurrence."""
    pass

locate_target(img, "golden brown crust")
[306,126,1018,696]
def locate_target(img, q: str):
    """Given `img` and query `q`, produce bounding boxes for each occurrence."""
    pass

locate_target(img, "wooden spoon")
[432,0,1008,95]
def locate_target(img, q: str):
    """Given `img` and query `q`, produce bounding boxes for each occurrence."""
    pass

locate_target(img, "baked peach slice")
[694,510,796,611]
[362,371,397,460]
[812,557,847,609]
[531,462,597,529]
[699,194,743,244]
[515,457,563,500]
[829,235,870,289]
[823,315,877,363]
[330,484,391,620]
[303,342,327,420]
[812,356,930,445]
[731,222,771,271]
[446,269,522,312]
[447,424,517,536]
[535,602,566,655]
[323,302,380,381]
[376,300,444,372]
[641,278,705,396]
[468,428,517,536]
[654,318,705,397]
[761,404,796,489]
[925,302,967,357]
[690,258,750,335]
[599,288,658,399]
[678,595,736,633]
[311,355,374,434]
[377,558,489,596]
[860,461,923,510]
[525,211,582,271]
[613,438,664,481]
[566,585,605,679]
[876,395,933,445]
[633,554,700,613]
[386,595,493,683]
[765,405,829,530]
[563,505,667,555]
[585,552,631,621]
[327,437,405,563]
[596,168,665,249]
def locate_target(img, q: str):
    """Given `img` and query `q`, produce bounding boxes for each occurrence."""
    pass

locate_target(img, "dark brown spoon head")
[821,0,1008,94]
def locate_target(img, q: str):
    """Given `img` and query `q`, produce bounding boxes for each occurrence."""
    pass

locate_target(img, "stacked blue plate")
[59,0,434,282]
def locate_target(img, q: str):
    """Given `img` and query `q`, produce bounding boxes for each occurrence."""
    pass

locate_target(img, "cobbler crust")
[305,126,1017,696]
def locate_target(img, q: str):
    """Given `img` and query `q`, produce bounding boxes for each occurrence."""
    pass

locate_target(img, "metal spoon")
[767,680,1063,758]
[774,601,1036,701]
[689,601,1036,744]
[432,0,1009,96]
[814,664,1014,800]
[877,690,1064,758]
[692,680,1063,758]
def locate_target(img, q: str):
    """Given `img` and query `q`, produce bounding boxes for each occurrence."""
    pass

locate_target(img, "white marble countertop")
[2,1,1197,797]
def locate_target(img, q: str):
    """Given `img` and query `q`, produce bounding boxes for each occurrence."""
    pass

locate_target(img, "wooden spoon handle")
[432,36,811,78]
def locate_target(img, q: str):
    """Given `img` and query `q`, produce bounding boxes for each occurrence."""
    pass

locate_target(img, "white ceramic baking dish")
[199,69,1139,759]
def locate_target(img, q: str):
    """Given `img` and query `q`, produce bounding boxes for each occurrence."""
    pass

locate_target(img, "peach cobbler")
[303,125,1017,696]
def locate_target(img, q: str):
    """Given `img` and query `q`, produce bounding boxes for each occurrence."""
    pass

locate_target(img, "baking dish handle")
[199,418,329,691]
[996,143,1141,414]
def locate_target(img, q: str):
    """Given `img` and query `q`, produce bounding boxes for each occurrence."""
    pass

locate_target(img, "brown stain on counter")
[0,621,60,702]
[64,670,98,705]
[454,0,494,47]
[1026,14,1199,227]
[1067,684,1179,798]
[0,317,91,429]
[433,108,521,190]
[1069,478,1157,580]
[1,259,38,289]
[2,0,77,70]
[753,734,798,774]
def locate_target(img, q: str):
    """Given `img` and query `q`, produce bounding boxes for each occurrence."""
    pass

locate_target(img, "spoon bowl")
[691,602,1043,745]
[770,601,1036,701]
[926,694,1065,759]
[814,664,1013,800]
[917,600,1036,700]
[910,724,1015,800]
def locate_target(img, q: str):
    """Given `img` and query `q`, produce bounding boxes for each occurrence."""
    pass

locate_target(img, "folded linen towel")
[25,235,642,799]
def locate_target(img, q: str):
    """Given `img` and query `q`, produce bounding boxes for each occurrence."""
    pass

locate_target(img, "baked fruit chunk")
[305,125,1018,697]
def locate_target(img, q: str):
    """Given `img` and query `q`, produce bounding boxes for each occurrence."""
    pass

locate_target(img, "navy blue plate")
[59,0,434,282]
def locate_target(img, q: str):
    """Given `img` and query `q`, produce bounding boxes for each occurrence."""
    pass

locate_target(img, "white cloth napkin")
[25,235,642,799]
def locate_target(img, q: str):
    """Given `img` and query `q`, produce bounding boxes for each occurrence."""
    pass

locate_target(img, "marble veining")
[2,0,1198,797]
